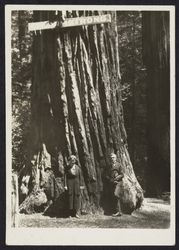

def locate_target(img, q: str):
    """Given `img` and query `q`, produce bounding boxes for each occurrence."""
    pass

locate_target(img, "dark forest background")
[11,11,170,198]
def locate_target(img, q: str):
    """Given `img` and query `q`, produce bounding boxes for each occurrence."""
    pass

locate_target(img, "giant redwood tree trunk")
[20,11,143,215]
[142,11,170,196]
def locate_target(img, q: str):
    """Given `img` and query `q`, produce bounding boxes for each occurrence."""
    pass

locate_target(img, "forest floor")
[18,198,170,228]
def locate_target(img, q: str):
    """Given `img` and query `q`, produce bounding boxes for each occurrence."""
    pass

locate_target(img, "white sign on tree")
[28,14,112,32]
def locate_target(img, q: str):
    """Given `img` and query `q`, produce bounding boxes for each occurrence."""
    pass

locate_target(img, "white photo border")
[5,4,176,246]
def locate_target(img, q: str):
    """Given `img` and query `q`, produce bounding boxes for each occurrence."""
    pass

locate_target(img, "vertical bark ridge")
[63,33,97,181]
[57,37,72,156]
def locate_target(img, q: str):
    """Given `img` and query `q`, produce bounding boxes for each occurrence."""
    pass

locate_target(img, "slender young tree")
[19,10,143,214]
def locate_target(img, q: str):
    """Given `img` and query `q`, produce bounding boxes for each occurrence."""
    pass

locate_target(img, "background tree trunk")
[142,11,170,196]
[20,10,143,214]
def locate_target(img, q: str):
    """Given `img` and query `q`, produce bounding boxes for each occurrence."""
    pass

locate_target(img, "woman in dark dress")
[65,155,84,218]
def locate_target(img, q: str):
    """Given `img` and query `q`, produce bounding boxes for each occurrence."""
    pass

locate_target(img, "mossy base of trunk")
[19,189,48,214]
[120,176,144,214]
[19,186,143,216]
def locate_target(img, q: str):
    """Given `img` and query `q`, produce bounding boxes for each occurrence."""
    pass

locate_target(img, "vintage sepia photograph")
[6,5,175,245]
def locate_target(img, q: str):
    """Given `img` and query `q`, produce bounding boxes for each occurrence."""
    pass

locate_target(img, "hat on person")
[68,155,77,161]
[110,153,116,158]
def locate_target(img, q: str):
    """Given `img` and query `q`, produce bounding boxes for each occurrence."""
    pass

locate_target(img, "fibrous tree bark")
[19,10,143,215]
[142,11,170,196]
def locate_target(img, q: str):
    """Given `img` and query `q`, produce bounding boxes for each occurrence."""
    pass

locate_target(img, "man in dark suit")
[109,153,124,217]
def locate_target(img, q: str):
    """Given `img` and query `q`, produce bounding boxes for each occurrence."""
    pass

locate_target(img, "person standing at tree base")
[108,153,124,217]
